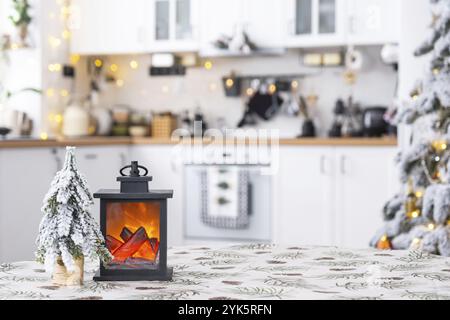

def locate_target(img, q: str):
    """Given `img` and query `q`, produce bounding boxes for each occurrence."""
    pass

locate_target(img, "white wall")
[0,0,42,135]
[75,46,397,138]
[398,0,431,147]
[398,0,431,100]
[40,0,73,136]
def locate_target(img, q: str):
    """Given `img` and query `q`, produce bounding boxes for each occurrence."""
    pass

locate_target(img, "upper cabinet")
[285,0,347,47]
[284,0,400,48]
[346,0,400,45]
[70,0,400,55]
[71,0,148,55]
[147,0,200,52]
[199,0,284,55]
[71,0,199,54]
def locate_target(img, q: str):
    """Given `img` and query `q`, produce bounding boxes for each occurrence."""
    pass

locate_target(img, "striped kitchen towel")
[200,166,250,229]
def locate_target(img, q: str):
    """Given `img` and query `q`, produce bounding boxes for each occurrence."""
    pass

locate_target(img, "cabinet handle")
[119,152,127,167]
[287,19,294,35]
[320,155,326,174]
[137,26,146,44]
[84,154,98,160]
[190,24,197,39]
[340,155,347,175]
[349,15,356,34]
[51,148,62,172]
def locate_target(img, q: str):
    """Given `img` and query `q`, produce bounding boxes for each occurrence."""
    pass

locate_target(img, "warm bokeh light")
[204,60,213,70]
[48,36,61,48]
[94,59,103,67]
[40,132,48,140]
[268,84,277,94]
[48,64,62,72]
[62,29,71,39]
[110,64,118,72]
[46,88,55,97]
[130,60,139,69]
[70,54,80,65]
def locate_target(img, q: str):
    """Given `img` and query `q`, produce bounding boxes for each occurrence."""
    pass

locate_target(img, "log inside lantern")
[106,226,161,264]
[112,227,149,262]
[106,235,123,253]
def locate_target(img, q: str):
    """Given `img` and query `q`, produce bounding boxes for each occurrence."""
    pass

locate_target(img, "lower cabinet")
[0,148,59,262]
[275,147,335,246]
[69,146,129,220]
[275,145,398,249]
[334,147,399,248]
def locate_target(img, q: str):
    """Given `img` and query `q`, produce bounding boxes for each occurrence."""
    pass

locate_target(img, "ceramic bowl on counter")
[111,124,129,136]
[129,125,149,137]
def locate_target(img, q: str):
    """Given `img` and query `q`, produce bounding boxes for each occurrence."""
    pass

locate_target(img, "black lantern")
[93,161,173,281]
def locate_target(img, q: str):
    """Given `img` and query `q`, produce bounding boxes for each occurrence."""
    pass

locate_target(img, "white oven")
[182,146,272,242]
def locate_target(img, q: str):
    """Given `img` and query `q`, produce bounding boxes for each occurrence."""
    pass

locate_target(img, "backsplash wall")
[75,46,397,138]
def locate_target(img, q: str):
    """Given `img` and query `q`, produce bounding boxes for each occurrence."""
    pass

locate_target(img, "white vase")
[62,103,89,137]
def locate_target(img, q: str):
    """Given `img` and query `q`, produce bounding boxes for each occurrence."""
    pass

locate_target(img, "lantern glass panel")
[105,201,161,270]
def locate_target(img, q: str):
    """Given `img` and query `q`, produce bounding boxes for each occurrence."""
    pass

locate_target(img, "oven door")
[183,164,272,242]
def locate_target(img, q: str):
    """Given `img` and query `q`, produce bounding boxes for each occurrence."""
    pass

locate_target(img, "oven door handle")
[247,183,253,216]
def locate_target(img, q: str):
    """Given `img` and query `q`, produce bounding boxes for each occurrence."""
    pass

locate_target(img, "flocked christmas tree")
[371,0,450,256]
[36,146,112,273]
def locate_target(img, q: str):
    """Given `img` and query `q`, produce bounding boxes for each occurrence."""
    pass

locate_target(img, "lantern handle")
[120,161,148,177]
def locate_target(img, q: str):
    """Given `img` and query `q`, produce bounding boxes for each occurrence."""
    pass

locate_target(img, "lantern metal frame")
[93,162,173,281]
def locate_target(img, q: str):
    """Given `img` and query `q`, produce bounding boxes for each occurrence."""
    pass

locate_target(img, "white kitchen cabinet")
[198,0,242,54]
[199,0,284,55]
[334,147,398,248]
[70,0,148,55]
[284,0,400,48]
[69,0,401,55]
[130,145,183,246]
[240,0,285,48]
[275,145,398,249]
[285,0,347,48]
[147,0,200,52]
[275,147,336,246]
[71,146,129,220]
[0,148,59,262]
[346,0,400,45]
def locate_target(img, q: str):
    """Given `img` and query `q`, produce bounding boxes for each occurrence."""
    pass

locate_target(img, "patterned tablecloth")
[1,244,450,300]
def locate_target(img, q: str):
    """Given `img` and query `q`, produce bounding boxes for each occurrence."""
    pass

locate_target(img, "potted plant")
[8,0,32,47]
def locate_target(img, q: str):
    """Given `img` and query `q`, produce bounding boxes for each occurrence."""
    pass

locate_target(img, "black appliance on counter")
[362,107,389,137]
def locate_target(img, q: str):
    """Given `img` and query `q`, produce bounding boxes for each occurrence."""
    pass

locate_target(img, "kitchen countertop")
[0,136,398,149]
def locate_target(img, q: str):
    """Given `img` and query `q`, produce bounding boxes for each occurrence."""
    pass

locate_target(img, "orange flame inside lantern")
[106,202,160,267]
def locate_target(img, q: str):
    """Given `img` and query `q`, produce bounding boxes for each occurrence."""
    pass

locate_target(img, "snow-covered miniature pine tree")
[36,146,112,272]
[371,0,450,256]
